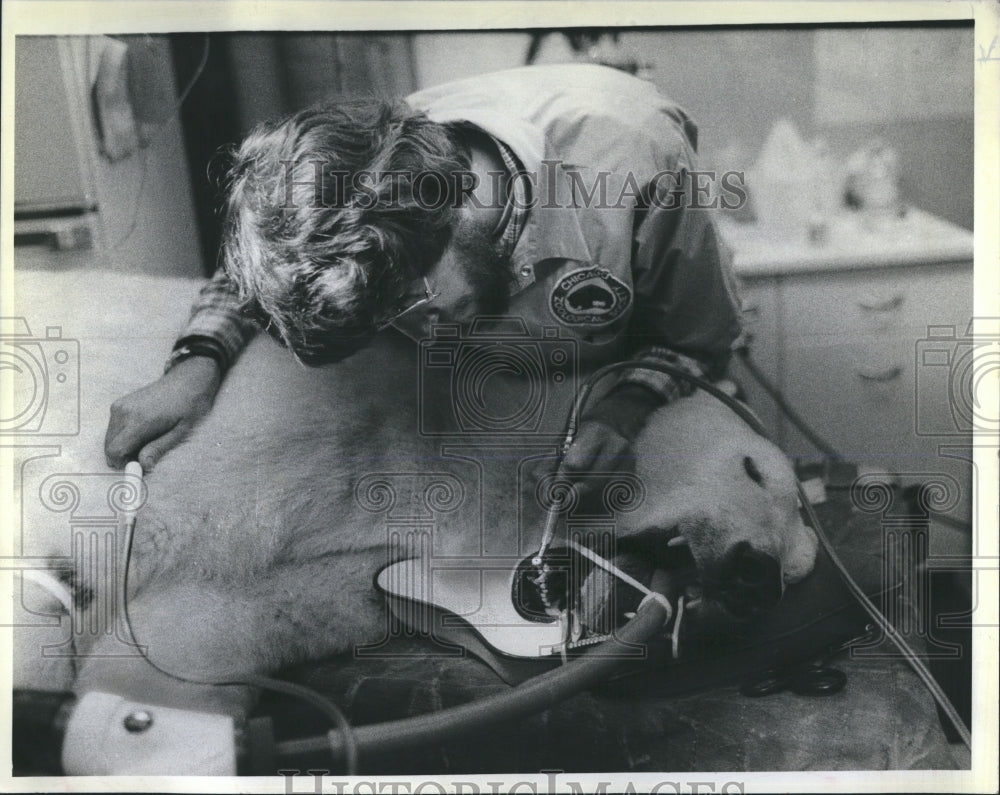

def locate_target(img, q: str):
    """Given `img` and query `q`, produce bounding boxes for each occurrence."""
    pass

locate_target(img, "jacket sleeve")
[171,269,259,371]
[618,168,744,400]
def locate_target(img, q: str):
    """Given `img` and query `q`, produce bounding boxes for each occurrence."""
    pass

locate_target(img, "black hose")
[273,594,669,761]
[271,356,972,761]
[112,354,970,775]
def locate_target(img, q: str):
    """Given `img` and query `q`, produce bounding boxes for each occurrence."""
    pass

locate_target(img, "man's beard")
[451,223,517,318]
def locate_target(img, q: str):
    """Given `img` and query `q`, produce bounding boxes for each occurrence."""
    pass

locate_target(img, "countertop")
[718,207,974,277]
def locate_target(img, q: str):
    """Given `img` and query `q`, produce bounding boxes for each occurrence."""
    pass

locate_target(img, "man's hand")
[561,383,663,491]
[104,356,222,471]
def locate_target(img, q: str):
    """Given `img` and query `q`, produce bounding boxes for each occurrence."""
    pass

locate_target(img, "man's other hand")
[560,384,663,491]
[104,356,222,471]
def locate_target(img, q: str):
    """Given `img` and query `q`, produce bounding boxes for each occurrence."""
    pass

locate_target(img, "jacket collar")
[418,107,593,282]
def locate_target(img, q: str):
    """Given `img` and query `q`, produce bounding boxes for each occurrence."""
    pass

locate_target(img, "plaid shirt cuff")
[174,271,258,371]
[617,347,710,404]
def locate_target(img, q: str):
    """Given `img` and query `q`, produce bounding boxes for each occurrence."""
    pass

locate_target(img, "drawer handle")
[858,294,904,312]
[855,364,903,382]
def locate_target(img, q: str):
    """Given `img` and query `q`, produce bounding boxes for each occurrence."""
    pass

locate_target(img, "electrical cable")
[735,345,843,459]
[169,35,212,112]
[796,485,972,748]
[109,34,211,252]
[536,358,771,560]
[538,359,970,748]
[729,349,971,746]
[111,354,970,774]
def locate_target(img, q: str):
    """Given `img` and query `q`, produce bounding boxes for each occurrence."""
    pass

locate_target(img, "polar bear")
[14,328,817,773]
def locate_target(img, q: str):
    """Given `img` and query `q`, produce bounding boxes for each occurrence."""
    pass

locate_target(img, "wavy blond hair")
[221,99,469,364]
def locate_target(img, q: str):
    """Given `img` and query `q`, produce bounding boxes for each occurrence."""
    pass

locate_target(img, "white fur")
[57,333,816,724]
[624,389,818,584]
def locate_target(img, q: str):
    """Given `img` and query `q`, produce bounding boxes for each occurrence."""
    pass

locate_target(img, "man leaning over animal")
[44,63,826,774]
[104,63,745,497]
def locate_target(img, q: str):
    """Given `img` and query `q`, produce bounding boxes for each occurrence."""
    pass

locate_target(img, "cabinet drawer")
[736,277,780,344]
[781,263,972,339]
[778,322,976,521]
[733,277,781,440]
[781,335,916,462]
[781,333,972,485]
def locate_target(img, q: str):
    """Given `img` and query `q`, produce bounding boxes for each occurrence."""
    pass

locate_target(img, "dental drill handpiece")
[530,487,570,615]
[533,390,583,569]
[527,364,610,615]
[528,414,582,614]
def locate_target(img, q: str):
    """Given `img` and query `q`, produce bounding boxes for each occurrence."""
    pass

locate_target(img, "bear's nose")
[715,541,783,618]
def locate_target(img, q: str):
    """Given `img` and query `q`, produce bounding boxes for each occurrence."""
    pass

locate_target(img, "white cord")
[22,570,74,615]
[670,595,686,660]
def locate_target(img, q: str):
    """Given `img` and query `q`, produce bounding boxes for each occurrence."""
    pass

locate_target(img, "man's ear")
[461,133,509,227]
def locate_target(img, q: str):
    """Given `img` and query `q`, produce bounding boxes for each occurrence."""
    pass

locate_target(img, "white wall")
[411,32,530,89]
[408,26,974,229]
[14,36,203,277]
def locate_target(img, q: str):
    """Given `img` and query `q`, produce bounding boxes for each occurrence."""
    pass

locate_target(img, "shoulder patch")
[549,266,632,327]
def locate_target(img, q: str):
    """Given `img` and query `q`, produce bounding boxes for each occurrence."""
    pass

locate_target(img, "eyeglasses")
[375,276,440,331]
